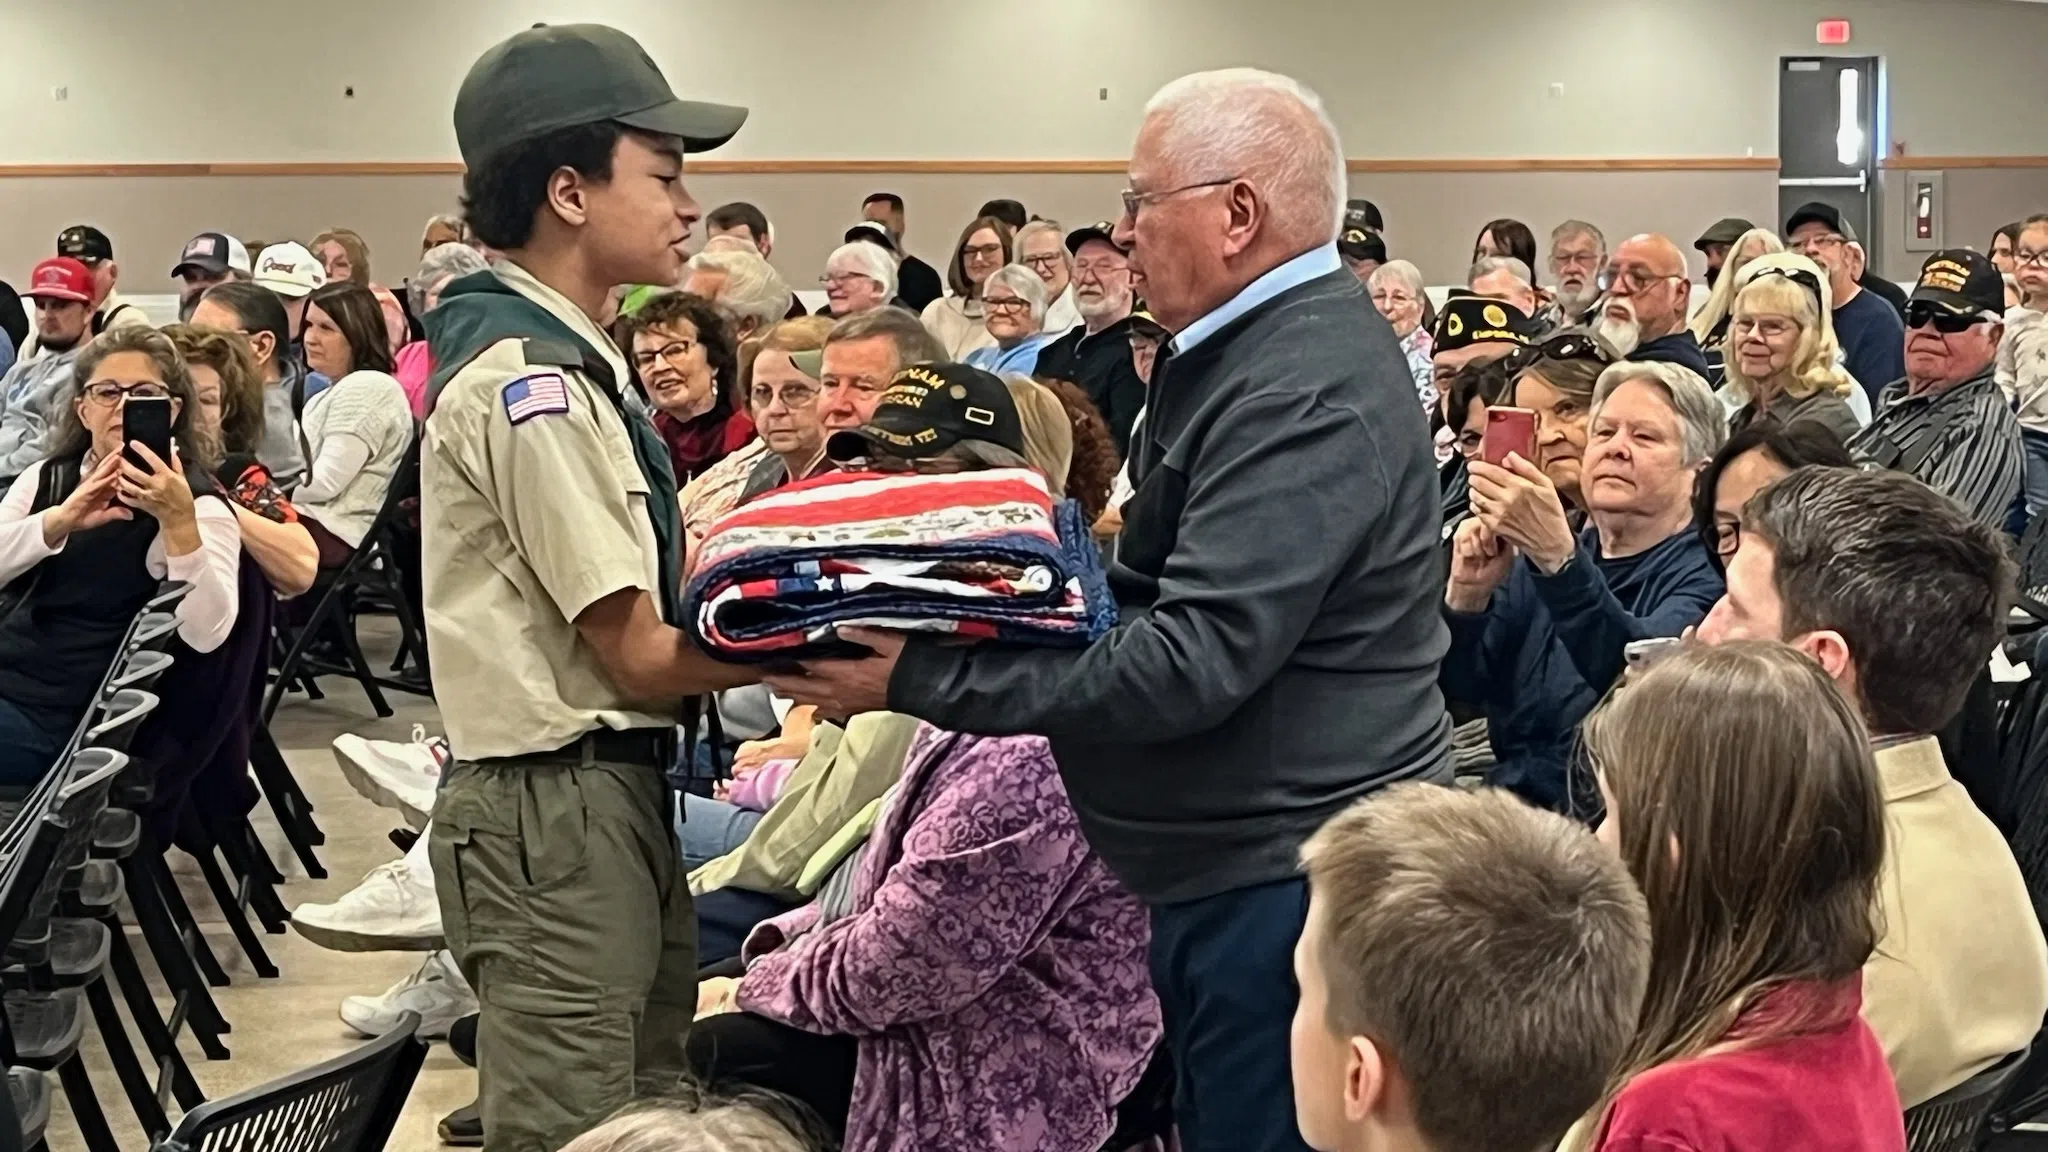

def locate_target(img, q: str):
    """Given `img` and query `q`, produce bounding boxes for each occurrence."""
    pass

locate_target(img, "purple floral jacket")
[737,726,1161,1152]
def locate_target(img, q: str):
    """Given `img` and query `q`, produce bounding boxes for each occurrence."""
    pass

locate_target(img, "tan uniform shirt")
[421,260,669,761]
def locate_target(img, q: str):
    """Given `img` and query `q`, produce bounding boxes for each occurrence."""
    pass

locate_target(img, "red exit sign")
[1817,19,1852,44]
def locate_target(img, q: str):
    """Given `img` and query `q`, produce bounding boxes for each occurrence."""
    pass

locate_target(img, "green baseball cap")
[454,23,749,166]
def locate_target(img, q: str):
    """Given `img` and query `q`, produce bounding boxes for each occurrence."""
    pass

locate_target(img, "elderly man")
[1699,465,2047,1108]
[1035,221,1147,455]
[1339,205,1386,282]
[860,192,943,312]
[1431,292,1534,400]
[1694,216,1753,286]
[1849,250,2022,528]
[1786,203,1906,398]
[1594,233,1710,376]
[768,69,1448,1152]
[682,247,794,339]
[1013,219,1083,332]
[1468,256,1541,323]
[1548,219,1605,325]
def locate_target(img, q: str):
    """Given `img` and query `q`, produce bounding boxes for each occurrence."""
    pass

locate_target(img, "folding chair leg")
[145,853,230,990]
[104,913,204,1107]
[113,857,230,1053]
[54,1057,120,1152]
[193,848,277,979]
[215,824,288,934]
[249,727,327,874]
[334,610,394,718]
[84,975,170,1139]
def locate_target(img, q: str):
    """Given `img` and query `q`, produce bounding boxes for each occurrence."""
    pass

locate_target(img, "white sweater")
[296,370,412,548]
[920,296,998,362]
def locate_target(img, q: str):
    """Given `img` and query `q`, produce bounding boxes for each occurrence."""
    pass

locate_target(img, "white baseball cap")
[252,241,326,298]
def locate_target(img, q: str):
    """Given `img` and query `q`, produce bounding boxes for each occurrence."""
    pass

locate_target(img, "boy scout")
[423,24,754,1152]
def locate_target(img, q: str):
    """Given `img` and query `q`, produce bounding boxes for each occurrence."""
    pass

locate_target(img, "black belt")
[489,727,675,770]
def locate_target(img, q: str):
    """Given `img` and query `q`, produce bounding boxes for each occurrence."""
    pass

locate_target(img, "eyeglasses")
[1370,290,1418,308]
[749,381,819,409]
[1791,234,1847,255]
[2016,249,2048,269]
[1073,258,1128,279]
[630,339,698,373]
[1505,333,1614,374]
[1730,315,1800,341]
[1905,306,1988,335]
[1019,253,1065,272]
[1552,250,1603,270]
[1120,177,1239,218]
[1714,518,1742,559]
[961,243,1005,262]
[83,381,170,407]
[819,273,877,288]
[983,296,1031,314]
[1596,264,1683,294]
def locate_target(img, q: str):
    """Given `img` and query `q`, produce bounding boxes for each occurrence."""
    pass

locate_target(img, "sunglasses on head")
[1905,306,1985,335]
[1505,332,1613,374]
[1746,265,1824,304]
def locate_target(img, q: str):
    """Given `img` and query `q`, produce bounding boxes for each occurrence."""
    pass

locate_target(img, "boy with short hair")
[1293,784,1652,1152]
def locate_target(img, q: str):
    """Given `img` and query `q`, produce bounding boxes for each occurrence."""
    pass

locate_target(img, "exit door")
[1779,56,1880,256]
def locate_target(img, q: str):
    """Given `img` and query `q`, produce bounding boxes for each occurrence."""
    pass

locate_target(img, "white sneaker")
[339,951,476,1040]
[332,725,446,829]
[292,858,443,952]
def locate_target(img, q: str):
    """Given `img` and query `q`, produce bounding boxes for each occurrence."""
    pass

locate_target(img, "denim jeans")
[675,793,764,872]
[0,696,64,789]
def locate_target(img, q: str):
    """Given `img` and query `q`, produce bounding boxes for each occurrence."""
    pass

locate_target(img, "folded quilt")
[686,468,1115,662]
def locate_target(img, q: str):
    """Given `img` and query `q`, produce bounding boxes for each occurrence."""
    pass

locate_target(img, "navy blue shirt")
[1835,288,1907,402]
[1632,330,1713,379]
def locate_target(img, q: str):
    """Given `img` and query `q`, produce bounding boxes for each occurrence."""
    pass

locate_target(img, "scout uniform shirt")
[421,260,670,761]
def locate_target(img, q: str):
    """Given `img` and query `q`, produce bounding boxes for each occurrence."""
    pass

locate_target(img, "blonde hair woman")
[1689,227,1785,349]
[1720,252,1861,444]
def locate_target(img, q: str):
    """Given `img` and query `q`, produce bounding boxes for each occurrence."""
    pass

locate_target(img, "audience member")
[860,192,944,312]
[1367,260,1435,416]
[1693,216,1755,285]
[0,259,96,483]
[706,202,773,257]
[164,323,320,597]
[296,282,412,571]
[964,264,1056,376]
[770,70,1451,1152]
[1699,466,2048,1105]
[1014,219,1083,332]
[312,228,373,288]
[1468,255,1541,319]
[621,292,752,486]
[252,239,328,340]
[51,225,148,343]
[422,213,471,253]
[0,282,27,362]
[1787,202,1906,397]
[976,198,1029,230]
[1343,197,1383,237]
[1548,219,1607,326]
[1992,221,2025,277]
[1338,219,1385,282]
[1999,214,2048,514]
[681,247,795,338]
[1293,783,1650,1152]
[558,1093,821,1152]
[920,215,1012,360]
[1429,293,1535,399]
[171,231,252,320]
[1473,217,1538,269]
[370,284,410,359]
[1721,253,1862,441]
[1092,308,1168,538]
[1436,356,1515,534]
[1594,234,1710,376]
[1035,221,1146,456]
[1688,227,1785,383]
[1691,419,1853,573]
[816,241,896,319]
[1444,358,1725,813]
[191,281,312,487]
[680,317,834,565]
[1566,642,1904,1152]
[395,242,491,417]
[1849,249,2022,527]
[0,327,241,786]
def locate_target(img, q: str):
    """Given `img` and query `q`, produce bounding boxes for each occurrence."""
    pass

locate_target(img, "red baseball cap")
[28,257,93,303]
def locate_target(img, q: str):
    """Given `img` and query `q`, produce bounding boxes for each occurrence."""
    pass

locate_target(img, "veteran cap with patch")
[1907,249,2005,317]
[1065,221,1123,255]
[454,23,750,166]
[826,362,1025,463]
[1432,292,1537,353]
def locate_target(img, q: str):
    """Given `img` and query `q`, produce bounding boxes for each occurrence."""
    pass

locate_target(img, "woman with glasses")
[964,265,1057,377]
[819,242,898,320]
[1442,356,1727,814]
[621,292,752,487]
[920,216,1013,361]
[1721,253,1864,444]
[1013,220,1084,333]
[0,327,242,785]
[1691,419,1853,576]
[297,282,413,572]
[1368,260,1435,415]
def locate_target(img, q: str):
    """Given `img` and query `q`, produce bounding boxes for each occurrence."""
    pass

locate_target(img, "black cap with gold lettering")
[826,363,1026,463]
[1432,292,1538,352]
[1908,249,2005,317]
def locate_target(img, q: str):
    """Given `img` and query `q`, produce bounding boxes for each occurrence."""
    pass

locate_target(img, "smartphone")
[1481,406,1536,467]
[121,396,173,474]
[1625,637,1683,671]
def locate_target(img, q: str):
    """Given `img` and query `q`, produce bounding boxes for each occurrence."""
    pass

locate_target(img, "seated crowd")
[10,113,2048,1152]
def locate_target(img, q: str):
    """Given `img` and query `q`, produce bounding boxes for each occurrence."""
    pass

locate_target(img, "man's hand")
[760,627,906,720]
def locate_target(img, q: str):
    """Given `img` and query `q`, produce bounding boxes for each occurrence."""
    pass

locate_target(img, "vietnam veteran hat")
[1907,249,2005,317]
[1432,292,1537,352]
[826,362,1026,463]
[1065,220,1123,255]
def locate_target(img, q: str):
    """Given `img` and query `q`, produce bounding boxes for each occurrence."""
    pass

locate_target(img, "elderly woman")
[393,242,490,417]
[1688,227,1785,383]
[920,216,1012,360]
[685,248,795,339]
[1014,219,1083,332]
[964,264,1057,376]
[1719,253,1862,442]
[1441,359,1727,814]
[819,241,897,319]
[621,292,752,486]
[1369,260,1435,414]
[0,327,242,785]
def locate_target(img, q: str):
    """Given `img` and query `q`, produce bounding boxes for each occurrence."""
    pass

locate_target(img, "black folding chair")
[151,1011,426,1152]
[1909,1047,2028,1151]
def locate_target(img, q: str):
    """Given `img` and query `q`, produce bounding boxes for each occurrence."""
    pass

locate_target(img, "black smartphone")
[121,396,173,474]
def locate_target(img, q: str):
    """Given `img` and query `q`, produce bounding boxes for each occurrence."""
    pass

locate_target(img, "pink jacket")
[393,342,432,420]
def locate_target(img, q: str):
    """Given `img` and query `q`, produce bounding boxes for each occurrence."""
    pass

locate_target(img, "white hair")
[410,242,489,314]
[686,248,793,332]
[1142,69,1344,249]
[1368,259,1425,297]
[983,263,1049,324]
[1592,359,1728,466]
[824,241,898,301]
[1550,219,1607,253]
[1013,220,1072,273]
[1468,256,1534,288]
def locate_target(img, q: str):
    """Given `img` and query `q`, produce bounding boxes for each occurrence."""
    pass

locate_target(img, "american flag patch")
[502,372,570,424]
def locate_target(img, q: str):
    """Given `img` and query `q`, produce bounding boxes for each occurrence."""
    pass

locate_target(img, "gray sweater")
[0,347,81,481]
[891,269,1452,902]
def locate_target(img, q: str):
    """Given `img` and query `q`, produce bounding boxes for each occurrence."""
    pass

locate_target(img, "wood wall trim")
[1880,155,2048,170]
[1349,157,1779,172]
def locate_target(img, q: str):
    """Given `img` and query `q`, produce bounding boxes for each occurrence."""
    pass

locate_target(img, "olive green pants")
[430,758,696,1152]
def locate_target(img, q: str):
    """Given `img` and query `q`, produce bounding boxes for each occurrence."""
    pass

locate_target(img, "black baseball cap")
[1065,221,1123,255]
[826,363,1026,463]
[1785,202,1859,244]
[844,221,899,255]
[1432,292,1537,352]
[1694,217,1754,252]
[56,225,113,264]
[1345,199,1384,235]
[1908,249,2005,317]
[1339,228,1386,264]
[454,23,749,166]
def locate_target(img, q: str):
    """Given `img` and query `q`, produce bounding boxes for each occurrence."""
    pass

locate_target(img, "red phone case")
[1482,407,1536,467]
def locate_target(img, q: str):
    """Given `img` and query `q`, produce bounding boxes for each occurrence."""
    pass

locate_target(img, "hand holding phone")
[1481,406,1537,468]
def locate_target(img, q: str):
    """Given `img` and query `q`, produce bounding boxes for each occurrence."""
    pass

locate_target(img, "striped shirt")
[1848,367,2022,528]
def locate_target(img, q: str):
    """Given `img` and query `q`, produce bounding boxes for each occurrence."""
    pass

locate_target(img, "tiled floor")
[52,625,474,1151]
